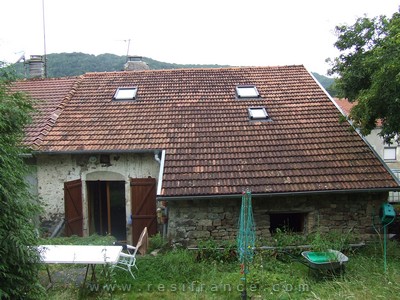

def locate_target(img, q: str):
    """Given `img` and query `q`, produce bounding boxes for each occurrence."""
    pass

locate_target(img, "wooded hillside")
[13,52,336,94]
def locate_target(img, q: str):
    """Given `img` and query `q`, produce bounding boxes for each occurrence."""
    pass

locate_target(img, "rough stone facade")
[167,192,388,247]
[32,150,390,246]
[35,152,160,239]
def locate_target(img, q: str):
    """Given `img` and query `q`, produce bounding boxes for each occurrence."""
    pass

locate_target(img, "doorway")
[87,181,126,241]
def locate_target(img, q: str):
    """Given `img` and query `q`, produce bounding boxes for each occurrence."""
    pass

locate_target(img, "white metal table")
[38,245,123,287]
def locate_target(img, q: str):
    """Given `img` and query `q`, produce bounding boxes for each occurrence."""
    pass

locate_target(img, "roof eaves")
[32,148,163,155]
[157,187,400,201]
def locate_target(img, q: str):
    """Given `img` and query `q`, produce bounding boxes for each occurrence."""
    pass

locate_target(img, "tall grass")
[42,235,400,299]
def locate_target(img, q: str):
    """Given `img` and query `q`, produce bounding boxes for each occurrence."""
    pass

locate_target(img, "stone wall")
[167,192,388,247]
[35,152,160,237]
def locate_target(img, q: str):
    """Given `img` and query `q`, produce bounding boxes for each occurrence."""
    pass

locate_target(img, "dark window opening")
[269,213,306,234]
[100,154,111,164]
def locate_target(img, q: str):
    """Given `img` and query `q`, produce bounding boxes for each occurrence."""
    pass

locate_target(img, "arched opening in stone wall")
[86,171,126,241]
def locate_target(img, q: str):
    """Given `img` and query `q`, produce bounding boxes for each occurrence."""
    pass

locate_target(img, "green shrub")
[148,233,169,253]
[0,71,45,299]
[196,239,237,263]
[309,229,354,252]
[272,228,308,248]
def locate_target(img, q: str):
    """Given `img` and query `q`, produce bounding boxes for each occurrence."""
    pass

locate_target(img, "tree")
[329,10,400,141]
[0,66,45,299]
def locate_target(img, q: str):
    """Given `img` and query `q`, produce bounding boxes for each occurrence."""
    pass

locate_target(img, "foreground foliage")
[0,67,44,299]
[329,10,400,139]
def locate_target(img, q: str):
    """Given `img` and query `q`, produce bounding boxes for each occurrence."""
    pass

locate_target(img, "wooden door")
[64,179,83,236]
[130,178,157,244]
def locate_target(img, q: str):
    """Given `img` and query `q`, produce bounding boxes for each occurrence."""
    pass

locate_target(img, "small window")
[269,213,306,234]
[384,147,397,160]
[99,154,110,164]
[249,107,269,120]
[113,87,138,100]
[236,85,260,98]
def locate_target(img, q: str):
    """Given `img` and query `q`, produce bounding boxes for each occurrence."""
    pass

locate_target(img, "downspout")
[154,150,166,196]
[154,150,167,238]
[154,151,161,164]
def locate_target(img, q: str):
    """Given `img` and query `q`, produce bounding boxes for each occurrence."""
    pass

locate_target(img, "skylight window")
[236,85,260,98]
[248,107,269,120]
[113,87,138,100]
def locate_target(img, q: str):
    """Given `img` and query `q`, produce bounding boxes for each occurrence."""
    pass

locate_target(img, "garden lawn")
[42,239,400,300]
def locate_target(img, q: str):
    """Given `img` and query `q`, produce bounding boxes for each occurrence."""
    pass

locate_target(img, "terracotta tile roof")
[12,77,80,149]
[21,66,399,196]
[333,97,383,127]
[332,98,354,115]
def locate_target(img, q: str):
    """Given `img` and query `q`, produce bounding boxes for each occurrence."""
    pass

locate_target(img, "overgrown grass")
[41,235,400,299]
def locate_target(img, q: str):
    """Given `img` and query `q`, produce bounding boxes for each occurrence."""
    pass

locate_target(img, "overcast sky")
[0,0,399,75]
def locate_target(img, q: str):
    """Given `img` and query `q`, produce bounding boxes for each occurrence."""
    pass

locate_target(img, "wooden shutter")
[130,178,157,244]
[64,179,83,236]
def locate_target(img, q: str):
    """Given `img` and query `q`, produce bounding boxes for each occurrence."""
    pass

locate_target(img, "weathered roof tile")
[12,77,80,149]
[14,66,400,196]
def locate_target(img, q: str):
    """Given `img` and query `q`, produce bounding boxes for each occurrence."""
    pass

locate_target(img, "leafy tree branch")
[329,10,400,140]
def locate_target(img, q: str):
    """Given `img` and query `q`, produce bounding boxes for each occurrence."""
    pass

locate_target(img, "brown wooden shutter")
[64,179,83,236]
[130,178,157,244]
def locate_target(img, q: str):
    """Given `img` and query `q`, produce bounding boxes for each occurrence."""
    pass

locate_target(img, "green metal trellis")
[237,189,256,300]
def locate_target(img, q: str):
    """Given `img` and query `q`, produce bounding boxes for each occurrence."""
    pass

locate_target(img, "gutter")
[157,187,400,201]
[32,149,163,155]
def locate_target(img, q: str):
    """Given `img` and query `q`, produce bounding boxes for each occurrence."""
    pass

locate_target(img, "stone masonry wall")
[167,192,388,247]
[36,153,159,237]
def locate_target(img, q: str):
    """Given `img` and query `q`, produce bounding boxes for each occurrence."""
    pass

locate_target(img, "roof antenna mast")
[125,39,131,61]
[42,0,47,77]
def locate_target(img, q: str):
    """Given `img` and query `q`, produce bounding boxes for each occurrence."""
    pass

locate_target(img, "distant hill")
[13,52,230,78]
[12,52,336,95]
[311,72,337,96]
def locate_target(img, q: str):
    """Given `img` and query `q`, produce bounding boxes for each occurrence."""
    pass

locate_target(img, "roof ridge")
[17,76,79,82]
[32,75,84,149]
[83,64,306,76]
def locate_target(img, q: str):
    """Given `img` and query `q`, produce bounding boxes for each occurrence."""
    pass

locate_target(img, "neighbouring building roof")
[16,66,400,197]
[333,98,383,127]
[332,97,354,116]
[12,77,79,149]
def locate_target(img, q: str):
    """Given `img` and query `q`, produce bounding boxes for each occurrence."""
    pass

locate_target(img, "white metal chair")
[113,227,148,278]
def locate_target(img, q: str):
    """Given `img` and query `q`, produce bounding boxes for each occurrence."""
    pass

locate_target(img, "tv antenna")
[15,51,25,64]
[42,0,47,77]
[124,39,131,59]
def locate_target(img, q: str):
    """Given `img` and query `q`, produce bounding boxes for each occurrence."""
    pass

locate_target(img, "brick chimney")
[124,56,150,71]
[25,55,45,78]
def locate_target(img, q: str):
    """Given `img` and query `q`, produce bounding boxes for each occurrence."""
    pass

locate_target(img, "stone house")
[13,64,400,246]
